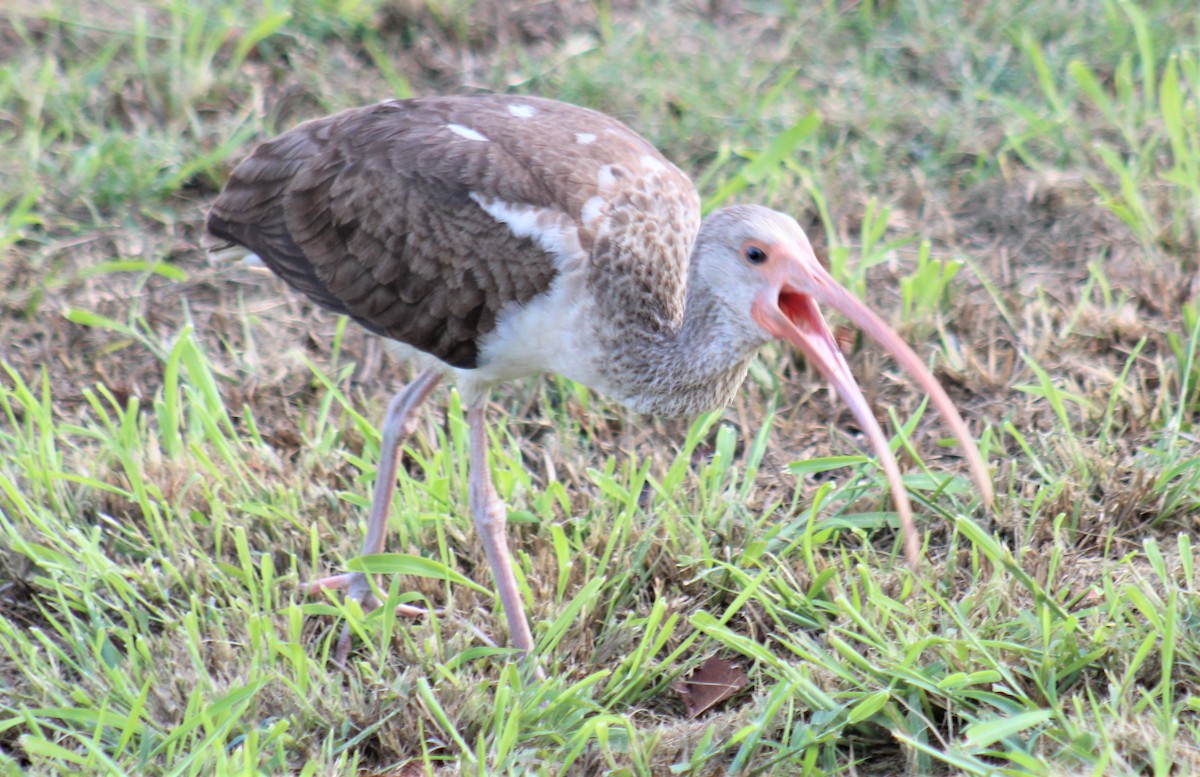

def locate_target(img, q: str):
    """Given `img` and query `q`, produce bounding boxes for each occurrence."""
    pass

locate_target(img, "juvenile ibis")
[205,94,991,662]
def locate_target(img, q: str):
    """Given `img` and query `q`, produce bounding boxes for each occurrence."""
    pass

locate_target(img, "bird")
[205,94,992,663]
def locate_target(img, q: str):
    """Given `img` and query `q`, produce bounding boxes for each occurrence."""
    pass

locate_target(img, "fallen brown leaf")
[672,656,748,718]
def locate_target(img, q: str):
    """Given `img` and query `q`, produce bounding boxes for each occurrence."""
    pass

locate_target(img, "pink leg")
[306,367,442,662]
[468,404,535,654]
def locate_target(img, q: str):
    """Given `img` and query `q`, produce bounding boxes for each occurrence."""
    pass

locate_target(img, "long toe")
[306,571,382,612]
[306,571,358,595]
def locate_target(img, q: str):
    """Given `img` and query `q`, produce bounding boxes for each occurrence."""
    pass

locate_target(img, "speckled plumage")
[205,95,993,656]
[206,94,698,374]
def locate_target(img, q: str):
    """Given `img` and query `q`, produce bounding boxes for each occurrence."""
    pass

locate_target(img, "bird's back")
[205,95,700,371]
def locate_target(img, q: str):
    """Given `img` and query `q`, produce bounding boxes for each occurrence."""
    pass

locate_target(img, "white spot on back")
[581,195,605,226]
[508,104,536,118]
[575,132,597,145]
[448,123,489,142]
[597,164,617,190]
[640,154,666,172]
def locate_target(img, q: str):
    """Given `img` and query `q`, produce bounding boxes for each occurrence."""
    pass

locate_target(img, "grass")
[2,0,1200,773]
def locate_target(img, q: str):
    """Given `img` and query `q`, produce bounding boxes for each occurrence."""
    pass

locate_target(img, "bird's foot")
[305,571,434,665]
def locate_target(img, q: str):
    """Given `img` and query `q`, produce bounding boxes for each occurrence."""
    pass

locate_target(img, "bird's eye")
[744,245,768,264]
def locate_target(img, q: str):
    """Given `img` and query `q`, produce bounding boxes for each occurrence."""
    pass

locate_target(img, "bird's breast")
[462,263,610,399]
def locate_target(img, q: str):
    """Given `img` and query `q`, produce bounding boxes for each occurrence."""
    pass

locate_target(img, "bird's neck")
[593,272,764,418]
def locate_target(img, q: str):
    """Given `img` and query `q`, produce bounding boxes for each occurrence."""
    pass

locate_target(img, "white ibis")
[205,94,992,662]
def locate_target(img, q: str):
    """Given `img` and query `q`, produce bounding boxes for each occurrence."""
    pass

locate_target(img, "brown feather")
[206,95,697,369]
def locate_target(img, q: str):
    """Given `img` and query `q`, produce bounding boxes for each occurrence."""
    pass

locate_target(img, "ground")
[1,0,1199,774]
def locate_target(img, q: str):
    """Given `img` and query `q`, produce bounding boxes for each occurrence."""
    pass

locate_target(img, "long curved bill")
[752,245,992,570]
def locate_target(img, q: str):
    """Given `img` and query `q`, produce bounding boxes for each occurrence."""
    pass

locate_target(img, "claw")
[302,369,448,664]
[306,570,441,662]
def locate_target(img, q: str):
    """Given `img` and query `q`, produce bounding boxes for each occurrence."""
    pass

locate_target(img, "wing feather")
[205,95,699,368]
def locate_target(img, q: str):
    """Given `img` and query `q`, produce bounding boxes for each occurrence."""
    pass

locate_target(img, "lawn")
[2,0,1199,774]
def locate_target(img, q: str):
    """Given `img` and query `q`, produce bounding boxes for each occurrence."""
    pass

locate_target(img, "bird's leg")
[468,404,535,654]
[306,368,442,660]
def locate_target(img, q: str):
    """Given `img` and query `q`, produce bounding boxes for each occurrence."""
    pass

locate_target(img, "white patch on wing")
[508,103,536,118]
[640,154,666,172]
[205,241,258,264]
[581,195,605,226]
[575,132,597,145]
[448,123,489,142]
[597,164,617,190]
[468,194,586,273]
[458,195,604,398]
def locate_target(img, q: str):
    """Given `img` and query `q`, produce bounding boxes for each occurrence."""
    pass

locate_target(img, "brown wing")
[205,95,699,368]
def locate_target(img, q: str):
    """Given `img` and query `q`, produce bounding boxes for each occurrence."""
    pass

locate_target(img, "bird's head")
[695,205,992,568]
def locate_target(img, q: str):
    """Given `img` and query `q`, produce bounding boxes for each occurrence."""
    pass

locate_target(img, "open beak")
[751,243,992,570]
